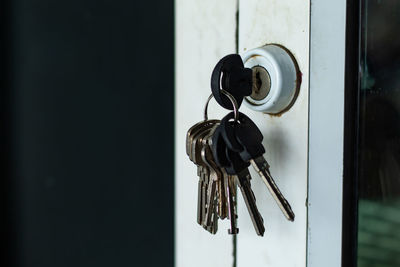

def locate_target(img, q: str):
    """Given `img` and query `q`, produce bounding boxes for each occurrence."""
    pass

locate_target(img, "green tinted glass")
[357,0,400,266]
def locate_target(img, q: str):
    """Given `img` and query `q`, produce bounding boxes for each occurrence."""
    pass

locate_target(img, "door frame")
[307,1,347,266]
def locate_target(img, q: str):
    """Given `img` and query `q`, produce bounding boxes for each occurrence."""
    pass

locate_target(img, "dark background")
[1,1,174,266]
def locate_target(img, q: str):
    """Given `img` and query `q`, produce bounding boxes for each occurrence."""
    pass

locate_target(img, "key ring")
[204,89,239,122]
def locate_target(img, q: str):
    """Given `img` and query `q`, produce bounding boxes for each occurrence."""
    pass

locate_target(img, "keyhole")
[251,66,271,101]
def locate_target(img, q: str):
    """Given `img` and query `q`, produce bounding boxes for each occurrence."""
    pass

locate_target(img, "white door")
[175,1,347,266]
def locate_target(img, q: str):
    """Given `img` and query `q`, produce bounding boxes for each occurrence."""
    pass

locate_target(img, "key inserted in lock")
[242,44,300,114]
[251,66,271,101]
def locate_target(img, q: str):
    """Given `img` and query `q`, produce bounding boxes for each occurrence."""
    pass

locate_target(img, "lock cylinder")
[251,65,271,101]
[242,44,300,114]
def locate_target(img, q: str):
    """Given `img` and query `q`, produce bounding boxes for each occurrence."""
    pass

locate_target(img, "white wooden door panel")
[176,0,347,266]
[175,1,237,267]
[237,1,309,266]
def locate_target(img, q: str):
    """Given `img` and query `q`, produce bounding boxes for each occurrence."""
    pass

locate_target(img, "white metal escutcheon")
[242,44,300,114]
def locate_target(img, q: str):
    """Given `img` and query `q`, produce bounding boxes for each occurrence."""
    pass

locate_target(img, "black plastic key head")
[220,112,263,156]
[225,146,250,176]
[211,125,230,169]
[211,54,252,110]
[220,112,244,153]
[234,114,266,162]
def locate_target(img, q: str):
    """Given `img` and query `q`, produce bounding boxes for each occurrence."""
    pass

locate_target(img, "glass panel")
[357,0,400,266]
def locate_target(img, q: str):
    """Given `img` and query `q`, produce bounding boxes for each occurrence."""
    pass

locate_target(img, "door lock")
[209,44,300,114]
[242,44,300,114]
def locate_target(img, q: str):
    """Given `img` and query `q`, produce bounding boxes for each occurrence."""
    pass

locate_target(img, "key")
[201,168,208,227]
[225,148,265,236]
[190,121,219,230]
[221,112,295,221]
[207,196,218,234]
[197,166,206,225]
[201,126,223,231]
[203,169,218,228]
[211,126,239,234]
[191,124,219,225]
[202,129,228,220]
[192,129,214,227]
[211,54,252,110]
[194,146,211,226]
[193,146,209,226]
[217,170,228,220]
[191,124,217,167]
[203,179,218,235]
[187,120,219,225]
[213,126,265,236]
[186,119,219,158]
[224,171,239,234]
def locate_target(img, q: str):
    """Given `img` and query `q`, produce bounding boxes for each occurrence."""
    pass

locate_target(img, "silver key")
[202,129,228,220]
[203,170,218,228]
[191,125,217,225]
[211,198,219,234]
[186,120,219,226]
[196,166,206,225]
[186,120,219,159]
[200,128,219,229]
[225,147,265,236]
[204,197,218,234]
[192,123,221,228]
[224,171,239,234]
[235,169,265,236]
[251,157,295,221]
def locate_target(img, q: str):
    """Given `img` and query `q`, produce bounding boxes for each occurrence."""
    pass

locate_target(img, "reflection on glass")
[357,0,400,266]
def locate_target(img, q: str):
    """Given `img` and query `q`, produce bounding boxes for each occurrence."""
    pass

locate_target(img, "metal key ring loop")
[204,89,239,122]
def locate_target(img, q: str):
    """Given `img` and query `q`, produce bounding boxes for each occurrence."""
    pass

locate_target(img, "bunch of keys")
[186,90,239,234]
[185,54,295,236]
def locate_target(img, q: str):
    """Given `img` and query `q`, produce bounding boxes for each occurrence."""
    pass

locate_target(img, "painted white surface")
[242,44,298,113]
[176,0,347,266]
[175,1,237,267]
[307,1,346,266]
[237,1,309,266]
